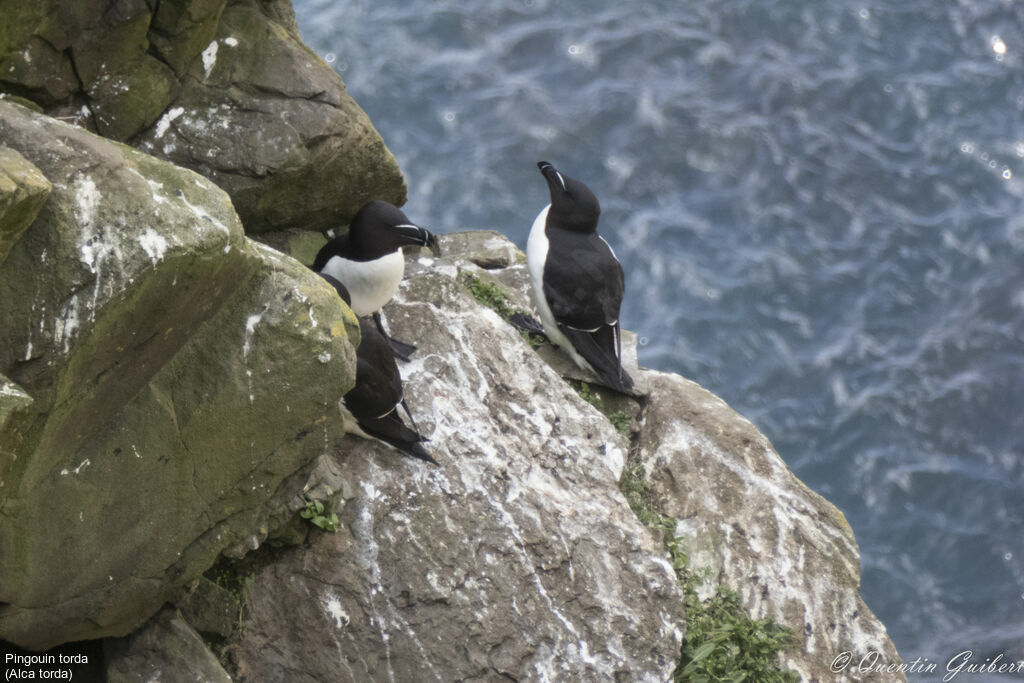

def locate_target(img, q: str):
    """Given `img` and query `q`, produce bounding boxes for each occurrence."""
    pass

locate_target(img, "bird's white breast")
[527,205,553,325]
[320,249,404,315]
[526,204,591,371]
[526,206,550,279]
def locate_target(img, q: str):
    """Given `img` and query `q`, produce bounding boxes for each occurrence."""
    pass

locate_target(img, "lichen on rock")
[0,99,358,650]
[0,0,405,234]
[0,145,51,267]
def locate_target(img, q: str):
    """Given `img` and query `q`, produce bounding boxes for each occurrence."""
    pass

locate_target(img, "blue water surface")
[293,0,1024,676]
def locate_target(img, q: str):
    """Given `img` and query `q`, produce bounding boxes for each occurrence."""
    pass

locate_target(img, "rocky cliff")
[0,98,359,650]
[0,0,405,232]
[1,2,904,681]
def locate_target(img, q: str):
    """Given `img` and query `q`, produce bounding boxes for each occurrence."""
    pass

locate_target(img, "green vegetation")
[619,458,675,537]
[574,378,601,406]
[460,272,519,320]
[618,450,798,683]
[569,379,634,438]
[676,584,799,682]
[204,556,255,636]
[300,497,339,532]
[459,272,546,347]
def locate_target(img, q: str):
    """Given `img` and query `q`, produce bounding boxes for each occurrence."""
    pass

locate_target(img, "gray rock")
[0,0,179,139]
[0,98,252,489]
[135,0,406,233]
[158,229,900,681]
[105,607,233,683]
[437,233,902,682]
[250,227,327,269]
[638,370,905,682]
[0,6,81,107]
[177,576,240,640]
[0,101,359,650]
[433,228,526,269]
[223,238,686,681]
[149,0,229,77]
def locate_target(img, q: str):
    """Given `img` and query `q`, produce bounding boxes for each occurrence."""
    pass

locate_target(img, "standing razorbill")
[312,200,438,360]
[320,273,438,465]
[526,161,634,393]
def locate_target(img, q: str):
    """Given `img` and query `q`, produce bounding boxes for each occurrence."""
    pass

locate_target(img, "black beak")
[537,160,567,197]
[425,230,440,256]
[393,223,439,254]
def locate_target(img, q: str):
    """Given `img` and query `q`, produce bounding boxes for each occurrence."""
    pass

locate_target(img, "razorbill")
[526,161,634,393]
[312,200,438,360]
[320,273,438,465]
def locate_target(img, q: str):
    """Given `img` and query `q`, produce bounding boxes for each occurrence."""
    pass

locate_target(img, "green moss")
[574,379,600,407]
[459,272,519,321]
[0,94,44,113]
[203,556,254,635]
[607,411,632,437]
[458,272,547,347]
[0,5,48,59]
[618,450,798,682]
[619,456,676,542]
[569,380,634,438]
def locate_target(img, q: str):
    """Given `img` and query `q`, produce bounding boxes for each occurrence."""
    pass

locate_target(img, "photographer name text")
[832,650,1024,680]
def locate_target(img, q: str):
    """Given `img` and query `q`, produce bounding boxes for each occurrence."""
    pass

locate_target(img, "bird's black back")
[542,228,625,331]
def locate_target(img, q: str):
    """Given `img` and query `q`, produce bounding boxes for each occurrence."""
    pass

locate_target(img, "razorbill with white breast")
[526,161,634,393]
[312,200,438,361]
[320,273,438,465]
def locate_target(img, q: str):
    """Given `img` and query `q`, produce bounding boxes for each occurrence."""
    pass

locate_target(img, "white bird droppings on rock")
[138,228,169,264]
[202,40,219,78]
[154,107,184,139]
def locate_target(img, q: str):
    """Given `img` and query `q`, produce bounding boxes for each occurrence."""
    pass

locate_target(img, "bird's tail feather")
[359,412,438,465]
[559,323,635,393]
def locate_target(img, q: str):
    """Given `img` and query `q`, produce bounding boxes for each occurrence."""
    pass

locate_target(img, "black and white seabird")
[526,161,634,393]
[313,200,438,360]
[320,273,438,465]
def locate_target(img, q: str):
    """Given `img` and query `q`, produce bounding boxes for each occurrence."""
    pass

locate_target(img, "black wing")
[345,316,437,465]
[543,229,633,392]
[542,230,624,330]
[351,406,437,465]
[319,273,351,306]
[312,234,350,271]
[557,322,634,393]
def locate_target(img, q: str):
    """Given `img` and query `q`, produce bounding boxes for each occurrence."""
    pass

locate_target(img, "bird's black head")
[349,200,438,258]
[537,161,600,234]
